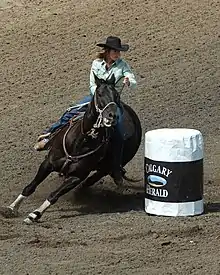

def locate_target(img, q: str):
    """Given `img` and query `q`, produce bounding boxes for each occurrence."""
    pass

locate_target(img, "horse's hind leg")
[24,171,108,223]
[23,169,109,224]
[3,158,53,217]
[74,170,108,192]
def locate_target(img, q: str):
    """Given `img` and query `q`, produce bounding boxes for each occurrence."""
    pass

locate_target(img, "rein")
[60,79,124,176]
[60,96,113,175]
[118,83,125,95]
[60,118,108,176]
[63,119,107,161]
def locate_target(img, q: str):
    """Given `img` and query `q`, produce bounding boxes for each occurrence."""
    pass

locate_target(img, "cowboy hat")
[97,36,129,51]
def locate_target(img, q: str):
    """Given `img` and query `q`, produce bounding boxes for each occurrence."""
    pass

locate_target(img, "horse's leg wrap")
[5,158,53,218]
[23,174,88,224]
[0,194,26,218]
[24,200,51,224]
[8,194,26,211]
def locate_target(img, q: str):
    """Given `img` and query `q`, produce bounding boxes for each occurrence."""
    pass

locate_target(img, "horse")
[2,74,142,224]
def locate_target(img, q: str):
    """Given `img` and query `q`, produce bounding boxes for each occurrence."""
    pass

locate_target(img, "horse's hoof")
[0,206,19,218]
[114,178,124,187]
[23,212,41,225]
[23,217,34,225]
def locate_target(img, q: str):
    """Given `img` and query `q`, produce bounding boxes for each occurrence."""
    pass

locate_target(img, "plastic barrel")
[144,128,204,216]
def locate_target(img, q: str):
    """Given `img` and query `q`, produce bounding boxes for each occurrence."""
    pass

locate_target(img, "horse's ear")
[93,72,102,87]
[108,74,116,86]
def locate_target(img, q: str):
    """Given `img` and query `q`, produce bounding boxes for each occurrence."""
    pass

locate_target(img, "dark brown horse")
[3,74,142,224]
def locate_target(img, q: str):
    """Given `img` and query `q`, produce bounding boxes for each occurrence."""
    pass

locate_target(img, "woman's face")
[108,49,121,61]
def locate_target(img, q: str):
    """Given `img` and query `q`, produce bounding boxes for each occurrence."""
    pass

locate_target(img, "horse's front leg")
[1,158,53,218]
[23,175,83,224]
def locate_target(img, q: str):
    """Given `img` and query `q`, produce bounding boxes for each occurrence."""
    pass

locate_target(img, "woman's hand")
[123,77,130,87]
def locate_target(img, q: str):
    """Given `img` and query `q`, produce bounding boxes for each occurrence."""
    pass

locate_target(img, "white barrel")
[144,128,204,216]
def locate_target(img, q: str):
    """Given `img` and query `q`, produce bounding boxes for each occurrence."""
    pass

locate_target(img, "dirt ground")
[0,0,220,274]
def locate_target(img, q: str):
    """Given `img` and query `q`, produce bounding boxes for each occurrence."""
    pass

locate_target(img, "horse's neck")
[66,102,105,154]
[82,100,98,133]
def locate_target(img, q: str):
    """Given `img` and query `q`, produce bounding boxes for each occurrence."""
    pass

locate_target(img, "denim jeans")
[43,95,92,134]
[43,95,123,142]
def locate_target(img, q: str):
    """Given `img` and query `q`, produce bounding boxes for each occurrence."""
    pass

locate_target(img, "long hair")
[96,47,110,60]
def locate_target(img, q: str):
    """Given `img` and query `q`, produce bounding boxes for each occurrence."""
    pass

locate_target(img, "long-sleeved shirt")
[89,58,137,95]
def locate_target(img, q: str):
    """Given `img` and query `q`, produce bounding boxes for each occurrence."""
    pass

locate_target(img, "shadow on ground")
[58,183,145,218]
[204,202,220,213]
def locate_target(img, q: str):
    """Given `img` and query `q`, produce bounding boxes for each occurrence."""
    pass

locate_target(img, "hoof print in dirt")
[0,207,19,218]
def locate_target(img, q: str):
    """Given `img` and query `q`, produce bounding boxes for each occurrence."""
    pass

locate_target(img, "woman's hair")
[96,47,110,60]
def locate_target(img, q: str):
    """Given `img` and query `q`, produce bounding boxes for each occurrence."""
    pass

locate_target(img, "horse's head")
[93,73,120,127]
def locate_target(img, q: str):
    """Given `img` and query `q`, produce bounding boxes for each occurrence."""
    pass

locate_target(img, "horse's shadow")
[59,184,145,218]
[57,186,220,219]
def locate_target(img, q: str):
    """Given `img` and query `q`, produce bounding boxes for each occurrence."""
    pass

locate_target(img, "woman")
[35,36,137,184]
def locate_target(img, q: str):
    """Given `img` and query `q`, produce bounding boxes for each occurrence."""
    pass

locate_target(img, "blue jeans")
[43,95,92,134]
[43,95,123,140]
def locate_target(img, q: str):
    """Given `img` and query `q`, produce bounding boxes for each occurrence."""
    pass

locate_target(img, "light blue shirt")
[89,58,137,95]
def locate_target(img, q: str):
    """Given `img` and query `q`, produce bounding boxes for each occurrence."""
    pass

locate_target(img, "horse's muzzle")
[103,117,116,127]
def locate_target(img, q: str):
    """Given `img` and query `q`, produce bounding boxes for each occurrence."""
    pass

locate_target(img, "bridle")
[91,78,125,129]
[92,88,117,129]
[60,84,121,175]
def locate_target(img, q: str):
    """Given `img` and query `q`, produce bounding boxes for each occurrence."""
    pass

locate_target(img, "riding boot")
[34,95,92,151]
[34,108,76,151]
[34,137,50,151]
[34,119,63,151]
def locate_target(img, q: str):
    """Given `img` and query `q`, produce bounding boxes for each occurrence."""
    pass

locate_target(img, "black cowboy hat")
[97,36,129,51]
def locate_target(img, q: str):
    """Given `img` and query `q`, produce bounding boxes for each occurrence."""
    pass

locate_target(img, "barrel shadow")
[204,202,220,213]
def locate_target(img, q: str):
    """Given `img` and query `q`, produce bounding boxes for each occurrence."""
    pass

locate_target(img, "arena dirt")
[0,0,219,274]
